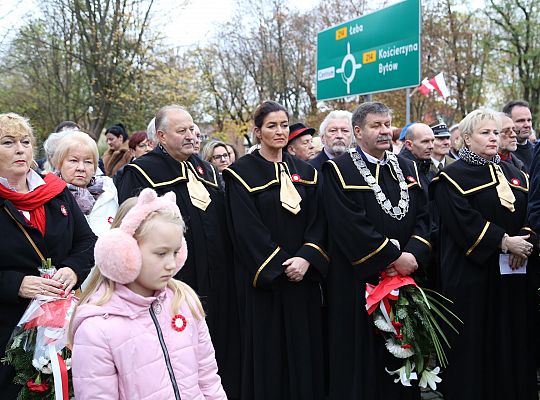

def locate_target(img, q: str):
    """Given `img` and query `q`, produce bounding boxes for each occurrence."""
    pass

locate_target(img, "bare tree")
[487,0,540,118]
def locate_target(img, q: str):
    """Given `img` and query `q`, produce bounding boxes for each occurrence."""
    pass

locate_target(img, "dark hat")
[430,122,451,137]
[288,123,316,145]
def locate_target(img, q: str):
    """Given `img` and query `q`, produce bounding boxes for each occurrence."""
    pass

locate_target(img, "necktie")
[186,168,211,211]
[438,162,444,172]
[279,164,302,215]
[494,165,515,212]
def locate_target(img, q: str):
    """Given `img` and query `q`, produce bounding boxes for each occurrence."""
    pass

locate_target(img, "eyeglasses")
[136,142,152,149]
[212,153,230,161]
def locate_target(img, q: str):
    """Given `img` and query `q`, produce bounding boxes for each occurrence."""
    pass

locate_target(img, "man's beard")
[330,142,348,156]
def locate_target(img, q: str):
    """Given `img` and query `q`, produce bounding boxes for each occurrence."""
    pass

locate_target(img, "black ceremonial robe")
[223,151,329,400]
[322,149,431,400]
[431,160,537,400]
[117,147,240,398]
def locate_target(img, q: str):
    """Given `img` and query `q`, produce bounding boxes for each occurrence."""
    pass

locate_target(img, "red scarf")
[0,173,66,235]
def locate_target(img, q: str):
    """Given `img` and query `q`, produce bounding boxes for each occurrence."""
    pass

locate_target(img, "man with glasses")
[497,112,527,172]
[309,110,353,171]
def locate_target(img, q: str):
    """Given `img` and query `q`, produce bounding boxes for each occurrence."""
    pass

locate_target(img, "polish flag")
[428,72,450,99]
[418,78,435,96]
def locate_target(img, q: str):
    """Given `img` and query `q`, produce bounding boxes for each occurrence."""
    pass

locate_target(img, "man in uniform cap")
[429,122,455,174]
[286,122,315,161]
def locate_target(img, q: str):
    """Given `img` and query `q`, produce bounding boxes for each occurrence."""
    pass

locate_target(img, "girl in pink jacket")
[70,188,227,400]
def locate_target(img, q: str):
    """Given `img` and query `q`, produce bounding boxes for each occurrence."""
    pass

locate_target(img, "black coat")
[0,187,96,398]
[501,152,527,173]
[308,150,330,172]
[223,151,328,400]
[398,146,434,195]
[322,149,430,400]
[432,160,537,400]
[514,141,533,170]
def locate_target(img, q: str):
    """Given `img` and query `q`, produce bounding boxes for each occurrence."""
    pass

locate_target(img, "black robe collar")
[223,150,317,193]
[432,159,528,195]
[326,150,422,191]
[125,146,219,188]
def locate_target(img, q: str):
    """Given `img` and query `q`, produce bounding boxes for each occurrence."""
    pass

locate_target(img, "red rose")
[400,344,412,349]
[27,379,49,392]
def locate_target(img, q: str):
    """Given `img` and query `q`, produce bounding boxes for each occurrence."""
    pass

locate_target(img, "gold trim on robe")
[253,246,281,287]
[466,221,490,256]
[305,242,330,262]
[352,238,390,265]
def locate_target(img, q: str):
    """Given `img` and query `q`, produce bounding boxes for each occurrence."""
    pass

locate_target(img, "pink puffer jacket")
[72,284,227,400]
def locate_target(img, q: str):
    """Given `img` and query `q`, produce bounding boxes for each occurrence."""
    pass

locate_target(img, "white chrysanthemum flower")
[385,339,414,358]
[32,356,49,371]
[374,315,395,332]
[419,367,442,390]
[386,364,418,386]
[65,358,72,370]
[41,362,53,374]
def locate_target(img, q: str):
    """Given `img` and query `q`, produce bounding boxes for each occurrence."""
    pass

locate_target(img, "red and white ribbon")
[48,345,69,400]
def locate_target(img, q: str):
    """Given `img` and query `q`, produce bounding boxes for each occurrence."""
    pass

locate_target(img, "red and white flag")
[418,78,435,96]
[416,72,450,99]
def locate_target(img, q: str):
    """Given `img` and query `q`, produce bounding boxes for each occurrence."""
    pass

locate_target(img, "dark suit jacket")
[308,150,330,172]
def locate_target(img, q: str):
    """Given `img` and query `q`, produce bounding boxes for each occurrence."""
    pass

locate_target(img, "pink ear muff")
[94,228,142,284]
[94,189,184,284]
[174,237,188,275]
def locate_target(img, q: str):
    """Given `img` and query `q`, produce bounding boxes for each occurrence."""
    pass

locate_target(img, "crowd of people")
[0,98,538,400]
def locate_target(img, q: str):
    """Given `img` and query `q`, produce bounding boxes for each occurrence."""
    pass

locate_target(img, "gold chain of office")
[349,148,410,220]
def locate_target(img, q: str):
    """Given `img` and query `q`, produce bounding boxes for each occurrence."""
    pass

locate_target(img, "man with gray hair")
[322,102,431,400]
[309,110,353,171]
[118,104,239,398]
[497,112,526,172]
[146,117,156,145]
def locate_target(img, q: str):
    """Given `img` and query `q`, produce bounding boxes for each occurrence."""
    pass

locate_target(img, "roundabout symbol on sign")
[336,42,362,94]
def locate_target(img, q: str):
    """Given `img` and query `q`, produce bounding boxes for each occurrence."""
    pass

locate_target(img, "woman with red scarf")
[0,113,96,399]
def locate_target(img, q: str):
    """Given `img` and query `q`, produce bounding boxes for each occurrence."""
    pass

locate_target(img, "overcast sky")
[0,0,320,49]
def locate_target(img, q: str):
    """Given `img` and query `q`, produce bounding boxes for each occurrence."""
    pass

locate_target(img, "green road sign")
[316,0,421,101]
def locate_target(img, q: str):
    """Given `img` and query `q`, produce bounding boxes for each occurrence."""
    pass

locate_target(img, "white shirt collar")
[431,157,444,169]
[0,169,46,192]
[323,148,334,160]
[359,148,389,165]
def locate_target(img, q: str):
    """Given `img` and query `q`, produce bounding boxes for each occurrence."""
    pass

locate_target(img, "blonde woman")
[0,113,95,397]
[52,131,118,237]
[432,109,536,400]
[71,189,226,400]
